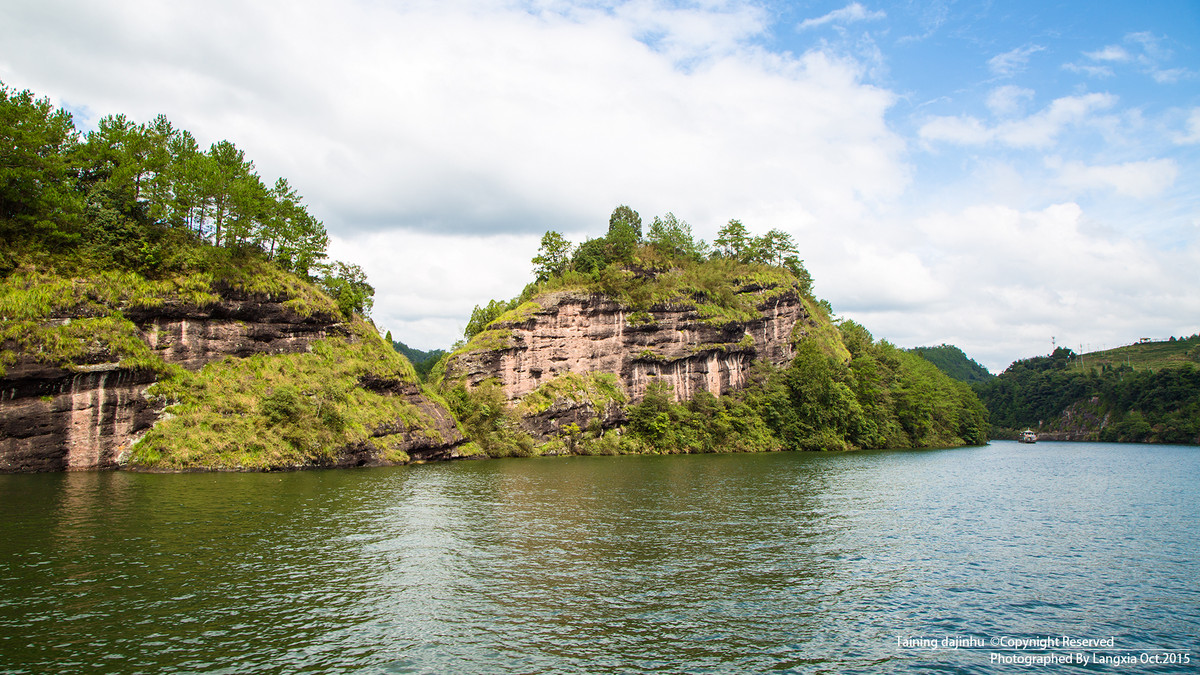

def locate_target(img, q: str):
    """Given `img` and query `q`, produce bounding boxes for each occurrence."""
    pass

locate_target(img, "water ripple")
[0,443,1197,673]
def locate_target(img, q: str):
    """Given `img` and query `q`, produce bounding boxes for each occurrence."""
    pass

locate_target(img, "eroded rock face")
[1,294,462,472]
[446,286,810,436]
[128,295,345,370]
[0,362,158,472]
[353,377,467,463]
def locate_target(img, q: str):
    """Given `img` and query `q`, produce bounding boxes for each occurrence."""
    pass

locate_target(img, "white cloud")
[920,93,1118,149]
[2,0,1197,366]
[798,2,886,31]
[1175,108,1200,145]
[1067,31,1195,84]
[0,0,906,246]
[1063,63,1115,78]
[988,44,1044,77]
[1150,68,1188,84]
[1085,45,1131,62]
[822,243,944,312]
[1047,157,1178,199]
[0,0,906,350]
[986,85,1034,118]
[327,230,542,350]
[1125,31,1170,62]
[918,115,990,145]
[853,202,1200,371]
[996,93,1117,147]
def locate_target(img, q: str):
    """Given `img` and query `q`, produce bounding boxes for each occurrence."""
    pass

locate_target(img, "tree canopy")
[973,347,1200,443]
[1,81,370,317]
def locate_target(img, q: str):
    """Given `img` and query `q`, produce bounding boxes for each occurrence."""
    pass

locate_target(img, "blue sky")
[2,0,1198,370]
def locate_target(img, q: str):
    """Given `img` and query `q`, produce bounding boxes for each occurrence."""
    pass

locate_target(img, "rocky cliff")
[1,284,465,472]
[443,279,811,437]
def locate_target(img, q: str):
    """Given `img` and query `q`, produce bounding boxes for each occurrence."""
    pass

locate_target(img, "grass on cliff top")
[0,256,341,377]
[440,253,806,376]
[1076,336,1200,373]
[130,320,434,470]
[516,372,627,416]
[531,254,802,325]
[434,250,820,391]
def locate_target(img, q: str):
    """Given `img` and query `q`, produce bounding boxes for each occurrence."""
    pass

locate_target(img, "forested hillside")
[3,81,992,467]
[389,336,446,380]
[909,344,994,383]
[973,345,1200,444]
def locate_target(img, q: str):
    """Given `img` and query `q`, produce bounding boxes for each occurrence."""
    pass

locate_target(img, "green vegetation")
[131,320,444,469]
[443,205,990,457]
[625,381,779,454]
[389,335,447,381]
[0,81,372,318]
[1073,335,1200,372]
[441,379,536,458]
[743,321,988,451]
[516,372,626,417]
[0,82,430,469]
[974,343,1200,444]
[1,81,374,380]
[909,344,995,384]
[543,320,988,456]
[3,80,996,467]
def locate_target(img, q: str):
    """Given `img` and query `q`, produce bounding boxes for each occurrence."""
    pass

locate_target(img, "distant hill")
[908,344,994,384]
[1074,335,1200,372]
[973,340,1200,444]
[391,340,446,380]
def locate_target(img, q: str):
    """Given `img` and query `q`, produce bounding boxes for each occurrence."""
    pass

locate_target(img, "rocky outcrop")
[445,283,810,437]
[128,296,344,370]
[1028,397,1110,442]
[1,292,463,472]
[353,377,467,464]
[1,361,159,472]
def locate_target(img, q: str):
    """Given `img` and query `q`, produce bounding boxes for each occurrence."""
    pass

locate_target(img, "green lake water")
[1,441,1197,673]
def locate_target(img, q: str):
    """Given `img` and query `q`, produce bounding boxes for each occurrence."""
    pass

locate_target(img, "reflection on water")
[1,443,1198,673]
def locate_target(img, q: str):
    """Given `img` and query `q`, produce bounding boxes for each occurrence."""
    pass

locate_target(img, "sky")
[2,0,1198,372]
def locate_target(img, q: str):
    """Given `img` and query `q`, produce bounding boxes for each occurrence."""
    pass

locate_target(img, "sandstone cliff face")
[1,292,463,472]
[128,296,344,370]
[445,284,810,436]
[1,362,159,472]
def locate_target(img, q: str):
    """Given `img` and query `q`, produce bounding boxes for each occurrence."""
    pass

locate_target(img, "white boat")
[1019,429,1037,444]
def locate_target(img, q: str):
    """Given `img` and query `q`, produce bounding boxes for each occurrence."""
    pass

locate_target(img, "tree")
[156,128,205,231]
[605,205,641,264]
[756,228,798,266]
[571,237,610,274]
[784,256,813,295]
[202,140,256,246]
[0,84,82,246]
[608,204,642,240]
[263,178,328,277]
[646,212,706,261]
[318,261,375,319]
[531,230,571,281]
[464,298,515,340]
[714,219,750,260]
[606,219,639,263]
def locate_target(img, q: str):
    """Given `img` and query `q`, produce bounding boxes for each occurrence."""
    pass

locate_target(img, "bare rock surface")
[446,285,810,437]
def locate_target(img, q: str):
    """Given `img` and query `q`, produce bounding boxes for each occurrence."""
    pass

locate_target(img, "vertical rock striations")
[443,280,812,437]
[1,292,464,472]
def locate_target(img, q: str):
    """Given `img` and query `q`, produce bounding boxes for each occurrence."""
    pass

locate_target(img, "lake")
[1,441,1197,673]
